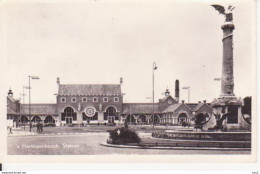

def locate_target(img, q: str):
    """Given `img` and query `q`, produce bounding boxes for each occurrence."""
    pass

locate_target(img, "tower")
[175,80,179,103]
[220,11,235,97]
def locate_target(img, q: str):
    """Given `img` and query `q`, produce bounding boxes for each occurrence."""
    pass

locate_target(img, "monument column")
[220,13,235,97]
[211,5,244,131]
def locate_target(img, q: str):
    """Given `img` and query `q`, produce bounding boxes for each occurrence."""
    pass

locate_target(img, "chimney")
[175,79,179,103]
[120,77,123,85]
[203,100,207,104]
[198,101,201,104]
[57,77,60,85]
[181,100,185,104]
[8,89,13,98]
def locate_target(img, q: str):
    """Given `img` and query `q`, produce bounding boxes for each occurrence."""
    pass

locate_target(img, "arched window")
[126,115,135,124]
[149,115,160,124]
[44,116,55,124]
[104,106,118,120]
[178,113,188,124]
[32,115,41,123]
[21,116,29,123]
[139,115,147,123]
[61,107,77,121]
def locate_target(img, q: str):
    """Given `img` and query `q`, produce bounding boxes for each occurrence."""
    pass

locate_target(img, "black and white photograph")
[0,0,257,164]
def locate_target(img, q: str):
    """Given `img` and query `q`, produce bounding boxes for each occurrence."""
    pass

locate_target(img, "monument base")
[210,97,250,131]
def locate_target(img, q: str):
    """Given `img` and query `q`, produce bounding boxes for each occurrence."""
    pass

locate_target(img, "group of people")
[36,122,44,132]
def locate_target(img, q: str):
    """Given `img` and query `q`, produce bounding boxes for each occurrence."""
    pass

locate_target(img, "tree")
[108,127,141,145]
[242,96,251,124]
[242,96,251,115]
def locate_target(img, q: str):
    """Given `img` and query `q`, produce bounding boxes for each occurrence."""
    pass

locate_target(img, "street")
[8,132,250,155]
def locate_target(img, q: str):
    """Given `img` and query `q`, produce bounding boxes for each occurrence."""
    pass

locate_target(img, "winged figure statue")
[212,4,235,22]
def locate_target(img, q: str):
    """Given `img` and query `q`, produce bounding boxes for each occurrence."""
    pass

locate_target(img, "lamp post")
[20,86,29,130]
[182,86,190,103]
[152,62,158,132]
[28,76,40,132]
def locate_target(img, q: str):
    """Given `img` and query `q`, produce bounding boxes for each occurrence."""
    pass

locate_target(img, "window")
[93,97,98,102]
[61,107,77,121]
[104,106,118,120]
[82,97,87,103]
[114,97,119,102]
[103,97,108,102]
[71,97,76,103]
[61,97,66,103]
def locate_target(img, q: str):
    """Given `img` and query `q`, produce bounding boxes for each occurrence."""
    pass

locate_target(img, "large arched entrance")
[44,116,55,124]
[178,113,188,125]
[61,107,77,124]
[32,115,41,123]
[104,106,118,124]
[138,115,148,124]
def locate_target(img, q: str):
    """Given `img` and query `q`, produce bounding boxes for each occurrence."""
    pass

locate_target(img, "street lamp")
[182,86,190,103]
[152,62,158,132]
[20,86,29,130]
[28,76,40,132]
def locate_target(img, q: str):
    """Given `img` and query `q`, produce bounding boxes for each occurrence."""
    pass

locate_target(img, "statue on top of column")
[212,5,235,22]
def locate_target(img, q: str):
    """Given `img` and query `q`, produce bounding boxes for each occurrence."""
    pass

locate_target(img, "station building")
[7,78,213,127]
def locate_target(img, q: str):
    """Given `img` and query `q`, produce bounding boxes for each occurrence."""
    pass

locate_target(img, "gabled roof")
[21,104,57,115]
[159,95,173,102]
[58,84,121,96]
[186,103,198,111]
[162,103,182,113]
[193,103,204,111]
[122,103,161,114]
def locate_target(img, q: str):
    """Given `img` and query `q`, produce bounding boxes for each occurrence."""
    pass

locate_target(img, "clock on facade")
[85,106,96,117]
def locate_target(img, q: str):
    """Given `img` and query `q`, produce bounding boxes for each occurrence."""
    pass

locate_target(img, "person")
[40,122,43,132]
[36,122,40,132]
[8,126,12,134]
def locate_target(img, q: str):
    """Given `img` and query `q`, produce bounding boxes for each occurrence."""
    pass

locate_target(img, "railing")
[152,131,251,141]
[108,141,251,148]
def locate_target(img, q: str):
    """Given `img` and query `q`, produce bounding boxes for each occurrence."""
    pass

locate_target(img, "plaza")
[7,126,250,155]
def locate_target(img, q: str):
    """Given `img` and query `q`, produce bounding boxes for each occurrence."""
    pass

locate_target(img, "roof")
[158,95,174,102]
[162,103,182,113]
[193,103,204,111]
[21,104,57,115]
[58,84,121,96]
[122,103,161,114]
[186,103,198,111]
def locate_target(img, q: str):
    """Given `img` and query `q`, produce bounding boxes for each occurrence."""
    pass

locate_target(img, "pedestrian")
[40,123,43,132]
[9,126,12,134]
[36,122,40,132]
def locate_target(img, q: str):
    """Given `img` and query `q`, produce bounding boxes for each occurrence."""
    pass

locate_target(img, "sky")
[2,0,256,104]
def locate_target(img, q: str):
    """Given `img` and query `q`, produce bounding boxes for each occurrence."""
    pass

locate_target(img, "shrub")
[108,127,141,144]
